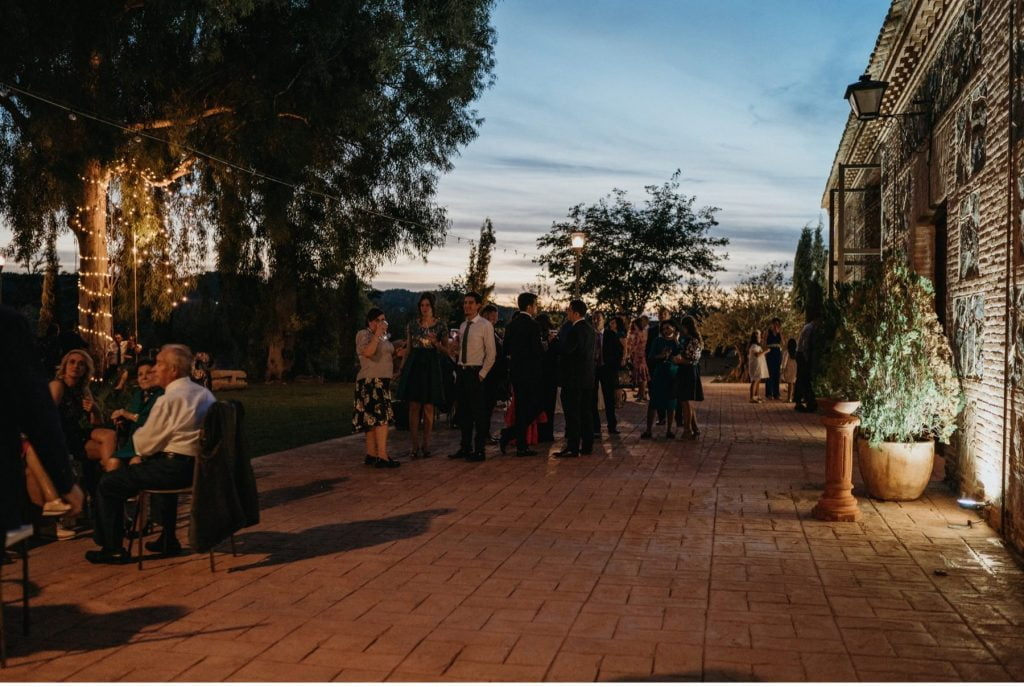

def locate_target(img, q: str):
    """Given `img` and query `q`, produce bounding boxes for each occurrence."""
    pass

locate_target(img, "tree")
[677,276,723,322]
[810,220,827,294]
[792,219,827,314]
[1,1,497,375]
[464,218,496,302]
[536,171,727,314]
[791,223,814,313]
[702,263,802,381]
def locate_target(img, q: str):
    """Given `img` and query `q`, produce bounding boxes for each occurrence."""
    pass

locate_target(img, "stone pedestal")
[812,414,862,521]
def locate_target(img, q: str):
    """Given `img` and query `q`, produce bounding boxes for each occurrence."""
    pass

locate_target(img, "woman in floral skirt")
[354,308,399,468]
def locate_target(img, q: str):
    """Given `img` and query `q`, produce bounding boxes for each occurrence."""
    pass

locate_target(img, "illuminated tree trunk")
[72,159,113,360]
[37,220,59,336]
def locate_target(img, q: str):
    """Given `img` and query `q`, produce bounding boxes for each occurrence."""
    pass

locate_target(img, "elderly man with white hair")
[86,344,215,564]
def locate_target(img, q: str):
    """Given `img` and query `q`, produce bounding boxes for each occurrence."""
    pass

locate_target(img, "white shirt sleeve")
[131,395,172,456]
[480,320,496,378]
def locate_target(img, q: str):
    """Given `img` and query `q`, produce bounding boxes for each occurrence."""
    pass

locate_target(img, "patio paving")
[3,381,1024,681]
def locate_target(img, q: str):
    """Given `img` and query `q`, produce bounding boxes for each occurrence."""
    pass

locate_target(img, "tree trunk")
[262,206,299,380]
[73,159,113,362]
[264,282,297,381]
[37,223,59,336]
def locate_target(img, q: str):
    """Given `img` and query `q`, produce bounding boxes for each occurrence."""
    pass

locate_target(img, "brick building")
[823,0,1024,551]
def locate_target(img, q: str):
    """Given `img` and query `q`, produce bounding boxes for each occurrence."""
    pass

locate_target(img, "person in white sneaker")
[1,306,84,539]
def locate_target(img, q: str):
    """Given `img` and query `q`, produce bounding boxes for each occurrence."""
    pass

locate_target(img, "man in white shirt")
[448,291,496,462]
[85,344,216,564]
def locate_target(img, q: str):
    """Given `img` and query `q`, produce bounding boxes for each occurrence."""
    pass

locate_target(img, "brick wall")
[841,0,1024,551]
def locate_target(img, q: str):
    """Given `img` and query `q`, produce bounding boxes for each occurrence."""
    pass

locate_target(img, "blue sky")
[2,1,891,302]
[373,0,891,299]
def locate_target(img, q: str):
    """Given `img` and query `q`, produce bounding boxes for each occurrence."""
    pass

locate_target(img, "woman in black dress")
[674,316,704,438]
[395,292,449,457]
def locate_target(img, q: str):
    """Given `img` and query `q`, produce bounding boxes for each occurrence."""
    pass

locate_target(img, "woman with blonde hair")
[51,349,101,518]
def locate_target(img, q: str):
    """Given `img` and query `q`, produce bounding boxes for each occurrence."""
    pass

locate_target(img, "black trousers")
[561,384,594,452]
[456,367,489,453]
[794,353,816,409]
[538,383,557,442]
[766,349,783,399]
[93,455,194,550]
[591,367,618,431]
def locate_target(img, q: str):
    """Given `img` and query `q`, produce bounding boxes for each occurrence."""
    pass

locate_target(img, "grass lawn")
[217,382,354,458]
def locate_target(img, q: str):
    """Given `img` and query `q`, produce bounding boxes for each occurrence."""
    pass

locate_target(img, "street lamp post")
[0,254,6,306]
[570,231,586,299]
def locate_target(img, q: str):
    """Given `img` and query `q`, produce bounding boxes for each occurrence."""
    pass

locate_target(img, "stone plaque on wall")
[959,192,981,280]
[954,294,984,379]
[1013,286,1024,389]
[955,80,987,187]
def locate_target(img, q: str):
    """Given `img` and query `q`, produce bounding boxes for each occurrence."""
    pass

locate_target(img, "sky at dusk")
[1,1,892,303]
[374,0,891,299]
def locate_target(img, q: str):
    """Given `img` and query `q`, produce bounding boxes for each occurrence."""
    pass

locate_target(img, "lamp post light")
[844,73,927,121]
[570,230,586,299]
[844,73,888,121]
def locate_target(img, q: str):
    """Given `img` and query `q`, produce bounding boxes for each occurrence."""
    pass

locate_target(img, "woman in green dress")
[396,292,449,457]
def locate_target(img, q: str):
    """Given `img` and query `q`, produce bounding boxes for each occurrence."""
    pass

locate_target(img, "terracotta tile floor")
[3,382,1023,681]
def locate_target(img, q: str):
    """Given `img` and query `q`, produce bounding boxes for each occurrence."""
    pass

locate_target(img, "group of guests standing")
[352,293,711,464]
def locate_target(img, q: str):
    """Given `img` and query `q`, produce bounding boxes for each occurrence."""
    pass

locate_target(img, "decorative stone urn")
[855,438,934,501]
[812,399,862,522]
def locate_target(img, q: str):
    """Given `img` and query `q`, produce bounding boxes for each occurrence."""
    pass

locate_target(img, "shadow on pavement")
[614,671,758,682]
[258,477,348,510]
[228,508,455,571]
[3,603,188,659]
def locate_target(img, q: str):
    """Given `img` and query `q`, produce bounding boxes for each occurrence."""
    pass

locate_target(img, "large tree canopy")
[535,171,727,314]
[0,0,496,376]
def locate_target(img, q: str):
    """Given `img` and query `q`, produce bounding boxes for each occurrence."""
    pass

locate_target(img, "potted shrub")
[815,283,860,417]
[827,259,961,500]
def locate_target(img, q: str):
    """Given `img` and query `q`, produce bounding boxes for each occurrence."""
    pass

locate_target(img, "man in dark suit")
[592,314,623,435]
[500,292,543,457]
[2,306,84,535]
[555,300,596,458]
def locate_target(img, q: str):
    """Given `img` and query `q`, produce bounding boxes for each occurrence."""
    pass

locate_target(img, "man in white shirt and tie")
[85,343,216,564]
[449,291,496,462]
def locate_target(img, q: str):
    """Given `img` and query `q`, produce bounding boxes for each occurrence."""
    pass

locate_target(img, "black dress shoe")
[581,446,594,455]
[607,428,620,435]
[145,537,183,555]
[553,449,579,458]
[516,449,538,457]
[85,548,131,565]
[466,452,485,462]
[449,449,472,459]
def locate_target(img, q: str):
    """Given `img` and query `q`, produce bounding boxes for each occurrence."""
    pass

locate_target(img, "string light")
[1,80,437,232]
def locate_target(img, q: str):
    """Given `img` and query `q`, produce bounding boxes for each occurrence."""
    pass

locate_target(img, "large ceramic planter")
[855,438,934,501]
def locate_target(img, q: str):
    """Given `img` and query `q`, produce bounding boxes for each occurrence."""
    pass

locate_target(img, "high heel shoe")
[375,457,401,468]
[364,454,376,466]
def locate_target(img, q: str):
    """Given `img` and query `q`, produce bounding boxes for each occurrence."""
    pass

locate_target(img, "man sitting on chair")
[85,344,215,564]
